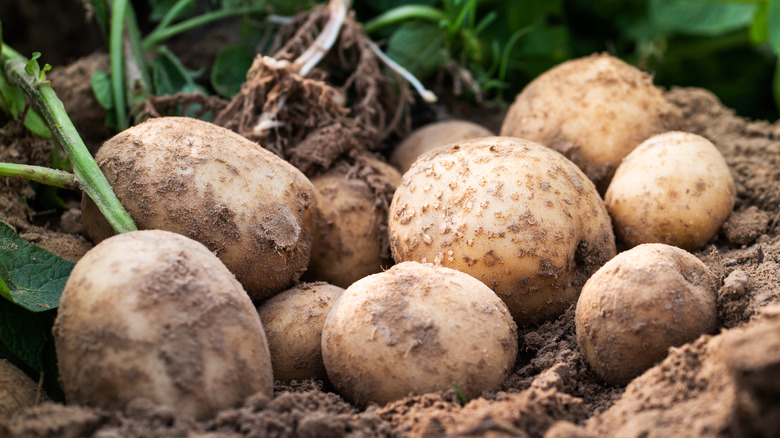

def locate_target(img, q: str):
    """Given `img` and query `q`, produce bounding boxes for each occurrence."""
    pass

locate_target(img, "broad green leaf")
[0,299,54,371]
[90,70,114,110]
[211,44,254,98]
[386,22,446,80]
[0,221,74,312]
[149,45,205,96]
[769,0,780,54]
[0,74,52,139]
[650,0,758,36]
[750,2,769,45]
[22,109,52,139]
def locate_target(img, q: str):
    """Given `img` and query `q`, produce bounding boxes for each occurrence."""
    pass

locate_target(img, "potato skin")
[389,136,616,325]
[500,53,681,191]
[390,120,493,173]
[306,157,401,288]
[53,230,273,420]
[0,359,42,418]
[257,282,344,383]
[605,131,736,251]
[575,244,718,384]
[82,116,317,300]
[321,262,517,407]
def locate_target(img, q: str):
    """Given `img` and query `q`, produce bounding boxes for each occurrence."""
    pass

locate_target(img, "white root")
[366,39,437,103]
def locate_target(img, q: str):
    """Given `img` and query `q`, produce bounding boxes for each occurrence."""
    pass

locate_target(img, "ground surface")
[1,2,780,435]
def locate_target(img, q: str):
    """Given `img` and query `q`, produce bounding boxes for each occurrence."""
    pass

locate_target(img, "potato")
[500,53,681,191]
[575,243,718,384]
[605,131,736,251]
[53,230,273,420]
[0,360,41,418]
[257,282,344,383]
[389,136,616,325]
[390,120,493,173]
[82,116,317,300]
[321,262,517,406]
[305,156,401,288]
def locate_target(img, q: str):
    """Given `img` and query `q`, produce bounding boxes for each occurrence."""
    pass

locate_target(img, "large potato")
[258,282,344,383]
[575,243,718,384]
[306,156,401,288]
[389,136,616,325]
[321,262,517,406]
[53,230,273,420]
[82,116,317,300]
[605,131,736,251]
[390,120,493,173]
[500,53,681,191]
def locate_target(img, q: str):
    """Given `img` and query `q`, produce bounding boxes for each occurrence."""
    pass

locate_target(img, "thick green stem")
[142,6,266,51]
[363,5,447,34]
[0,163,79,191]
[110,0,129,131]
[1,45,137,234]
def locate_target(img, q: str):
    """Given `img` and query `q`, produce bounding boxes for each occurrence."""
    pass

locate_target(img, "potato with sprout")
[82,116,317,301]
[53,230,274,420]
[575,243,718,384]
[389,136,615,325]
[605,131,736,251]
[500,53,681,191]
[321,262,517,406]
[258,282,344,383]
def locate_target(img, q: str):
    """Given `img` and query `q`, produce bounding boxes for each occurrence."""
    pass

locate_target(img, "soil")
[2,7,780,436]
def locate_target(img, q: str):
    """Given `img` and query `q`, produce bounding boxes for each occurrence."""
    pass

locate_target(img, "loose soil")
[1,43,779,438]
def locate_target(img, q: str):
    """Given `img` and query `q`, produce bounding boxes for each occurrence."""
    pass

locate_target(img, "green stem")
[1,45,137,234]
[362,5,447,34]
[142,6,266,51]
[0,163,80,191]
[110,0,129,131]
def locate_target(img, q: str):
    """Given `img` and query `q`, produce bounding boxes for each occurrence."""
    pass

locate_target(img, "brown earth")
[1,77,779,438]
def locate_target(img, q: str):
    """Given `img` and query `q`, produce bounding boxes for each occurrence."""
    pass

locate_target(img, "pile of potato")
[34,53,738,418]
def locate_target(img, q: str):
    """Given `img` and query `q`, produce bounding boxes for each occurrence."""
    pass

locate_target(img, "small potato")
[257,282,344,383]
[390,120,493,173]
[389,136,616,325]
[0,360,42,418]
[605,131,736,251]
[82,116,317,300]
[575,244,718,384]
[53,230,273,420]
[500,53,681,190]
[306,156,401,288]
[321,262,517,406]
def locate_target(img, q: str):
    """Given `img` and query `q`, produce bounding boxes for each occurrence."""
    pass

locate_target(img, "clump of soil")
[1,81,779,436]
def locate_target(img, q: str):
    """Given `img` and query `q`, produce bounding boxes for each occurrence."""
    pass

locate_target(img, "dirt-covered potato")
[390,120,494,173]
[257,282,344,383]
[575,243,718,384]
[605,131,736,251]
[82,116,317,300]
[389,136,616,325]
[321,262,517,406]
[500,53,682,191]
[0,360,42,418]
[53,230,273,420]
[305,156,401,288]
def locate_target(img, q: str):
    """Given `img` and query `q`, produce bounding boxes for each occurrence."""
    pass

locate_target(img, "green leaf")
[650,0,758,36]
[90,70,114,110]
[22,109,52,139]
[0,74,52,139]
[149,45,205,96]
[25,53,42,77]
[211,44,254,98]
[0,299,56,371]
[750,1,769,45]
[386,22,447,79]
[0,221,74,312]
[769,0,780,54]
